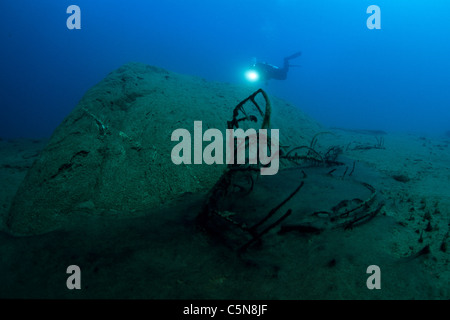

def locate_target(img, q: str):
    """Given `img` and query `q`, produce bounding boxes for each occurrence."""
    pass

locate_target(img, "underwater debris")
[324,146,344,165]
[278,223,323,235]
[240,208,293,252]
[227,88,271,130]
[283,145,323,164]
[340,201,384,230]
[82,108,108,136]
[198,91,263,220]
[282,136,344,168]
[248,180,305,233]
[274,184,382,235]
[348,136,385,151]
[198,89,305,251]
[331,182,377,218]
[310,132,333,150]
[304,182,380,231]
[198,89,382,251]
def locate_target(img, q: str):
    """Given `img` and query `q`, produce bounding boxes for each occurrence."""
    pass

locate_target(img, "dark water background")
[1,0,450,138]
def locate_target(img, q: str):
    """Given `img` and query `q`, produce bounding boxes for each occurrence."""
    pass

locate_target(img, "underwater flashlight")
[245,69,260,82]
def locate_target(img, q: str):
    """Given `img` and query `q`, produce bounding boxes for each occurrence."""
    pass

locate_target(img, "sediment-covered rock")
[6,62,322,235]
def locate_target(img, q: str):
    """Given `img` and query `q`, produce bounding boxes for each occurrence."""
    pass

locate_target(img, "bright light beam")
[245,70,260,82]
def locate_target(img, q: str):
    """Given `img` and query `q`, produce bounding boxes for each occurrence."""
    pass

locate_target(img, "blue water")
[1,0,450,138]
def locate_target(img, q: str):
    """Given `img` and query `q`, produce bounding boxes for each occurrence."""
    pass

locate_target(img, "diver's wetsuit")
[253,51,302,81]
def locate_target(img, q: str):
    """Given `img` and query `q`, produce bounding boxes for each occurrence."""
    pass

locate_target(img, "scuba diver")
[246,51,302,83]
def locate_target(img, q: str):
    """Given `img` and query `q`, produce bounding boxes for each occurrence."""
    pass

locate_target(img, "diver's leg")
[283,57,290,70]
[279,51,301,79]
[284,51,302,61]
[278,57,290,79]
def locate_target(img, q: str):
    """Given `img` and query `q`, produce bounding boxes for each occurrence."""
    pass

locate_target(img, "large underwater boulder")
[6,62,322,235]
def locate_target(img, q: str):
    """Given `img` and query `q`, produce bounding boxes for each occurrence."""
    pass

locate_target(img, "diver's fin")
[285,51,302,60]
